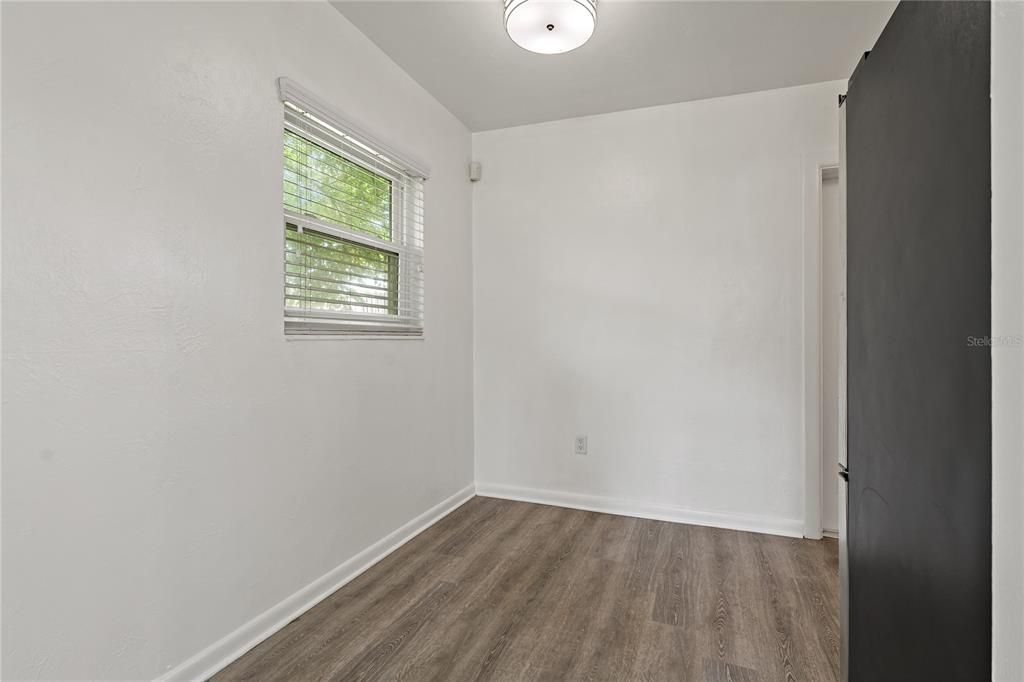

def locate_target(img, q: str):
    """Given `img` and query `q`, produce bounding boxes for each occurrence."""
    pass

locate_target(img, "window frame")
[279,79,427,339]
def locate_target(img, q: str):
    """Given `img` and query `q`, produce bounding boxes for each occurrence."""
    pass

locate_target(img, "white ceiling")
[333,1,896,132]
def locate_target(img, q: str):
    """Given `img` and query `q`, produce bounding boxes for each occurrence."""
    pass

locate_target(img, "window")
[279,79,426,337]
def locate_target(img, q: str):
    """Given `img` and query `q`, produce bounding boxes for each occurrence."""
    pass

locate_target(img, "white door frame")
[803,149,840,540]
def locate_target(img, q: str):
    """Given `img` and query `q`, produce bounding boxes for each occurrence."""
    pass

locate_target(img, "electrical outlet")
[574,435,588,455]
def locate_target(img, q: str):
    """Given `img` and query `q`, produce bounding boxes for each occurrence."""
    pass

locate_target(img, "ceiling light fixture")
[504,0,597,55]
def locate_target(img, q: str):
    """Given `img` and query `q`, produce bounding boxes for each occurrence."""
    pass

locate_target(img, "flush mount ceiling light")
[504,0,597,55]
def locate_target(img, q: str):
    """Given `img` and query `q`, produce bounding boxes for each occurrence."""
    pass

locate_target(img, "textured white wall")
[472,81,843,531]
[992,1,1024,679]
[0,2,473,679]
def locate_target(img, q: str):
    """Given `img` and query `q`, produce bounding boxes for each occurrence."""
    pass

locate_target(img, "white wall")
[472,81,843,533]
[0,2,473,679]
[992,1,1024,679]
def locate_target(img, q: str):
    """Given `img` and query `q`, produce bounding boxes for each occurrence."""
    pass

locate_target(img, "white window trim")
[278,77,427,340]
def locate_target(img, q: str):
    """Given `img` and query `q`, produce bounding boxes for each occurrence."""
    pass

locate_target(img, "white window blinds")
[278,78,427,337]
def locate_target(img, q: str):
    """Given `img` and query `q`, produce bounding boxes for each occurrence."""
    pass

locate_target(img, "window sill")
[284,334,425,342]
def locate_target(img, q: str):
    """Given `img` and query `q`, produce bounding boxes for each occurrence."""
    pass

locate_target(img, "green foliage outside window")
[283,130,399,316]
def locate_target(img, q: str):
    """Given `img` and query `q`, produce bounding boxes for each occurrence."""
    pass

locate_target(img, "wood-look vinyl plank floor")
[215,497,839,682]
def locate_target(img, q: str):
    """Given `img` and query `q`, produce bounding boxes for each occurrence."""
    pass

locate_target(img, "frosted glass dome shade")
[504,0,597,55]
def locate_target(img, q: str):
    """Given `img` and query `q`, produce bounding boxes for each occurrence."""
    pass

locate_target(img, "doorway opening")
[819,165,841,538]
[803,153,841,541]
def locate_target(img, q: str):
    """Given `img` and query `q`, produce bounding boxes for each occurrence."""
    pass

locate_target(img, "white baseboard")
[161,481,801,680]
[159,483,476,682]
[823,529,839,539]
[474,482,804,539]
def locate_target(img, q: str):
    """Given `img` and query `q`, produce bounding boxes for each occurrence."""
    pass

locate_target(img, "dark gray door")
[845,2,991,680]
